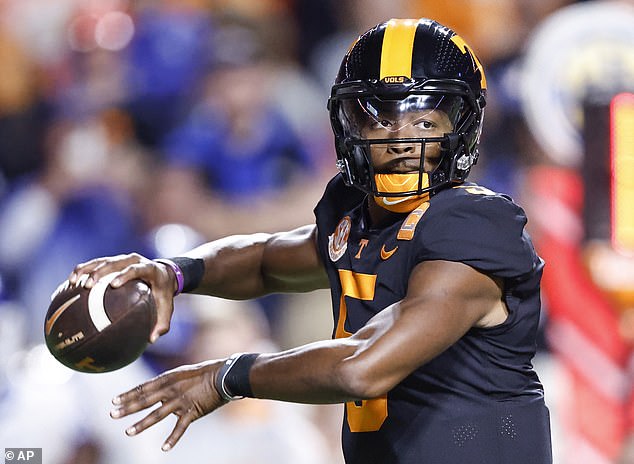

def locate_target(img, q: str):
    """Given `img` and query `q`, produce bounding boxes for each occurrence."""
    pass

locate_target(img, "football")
[44,273,157,373]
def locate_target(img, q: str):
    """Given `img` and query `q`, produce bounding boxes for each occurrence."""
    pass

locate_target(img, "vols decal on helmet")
[328,216,352,262]
[450,35,487,90]
[380,19,419,81]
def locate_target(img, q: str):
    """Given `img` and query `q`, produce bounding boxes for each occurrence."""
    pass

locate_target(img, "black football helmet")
[328,18,487,198]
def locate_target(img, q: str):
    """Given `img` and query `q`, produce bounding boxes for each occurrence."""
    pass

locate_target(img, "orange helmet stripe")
[380,19,419,80]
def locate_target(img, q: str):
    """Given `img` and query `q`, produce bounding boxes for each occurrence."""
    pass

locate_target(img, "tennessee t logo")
[355,239,369,259]
[380,244,398,260]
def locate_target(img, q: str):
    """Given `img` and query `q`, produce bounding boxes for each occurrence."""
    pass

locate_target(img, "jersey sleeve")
[415,191,540,279]
[313,175,365,264]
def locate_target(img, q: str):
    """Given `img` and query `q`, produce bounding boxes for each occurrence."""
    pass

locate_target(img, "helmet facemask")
[331,85,482,208]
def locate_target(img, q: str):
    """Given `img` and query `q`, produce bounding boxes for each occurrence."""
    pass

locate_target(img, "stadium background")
[0,0,633,462]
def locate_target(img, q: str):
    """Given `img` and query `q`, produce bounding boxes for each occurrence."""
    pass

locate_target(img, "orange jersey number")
[335,269,388,432]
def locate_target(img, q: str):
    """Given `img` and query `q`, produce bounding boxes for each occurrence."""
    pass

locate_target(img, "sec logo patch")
[328,216,351,262]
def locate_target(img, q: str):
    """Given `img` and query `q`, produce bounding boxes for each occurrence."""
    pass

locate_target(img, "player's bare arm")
[187,224,328,298]
[68,224,328,341]
[110,259,505,450]
[249,259,506,402]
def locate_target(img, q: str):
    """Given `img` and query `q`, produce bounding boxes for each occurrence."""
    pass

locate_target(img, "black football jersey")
[314,175,552,464]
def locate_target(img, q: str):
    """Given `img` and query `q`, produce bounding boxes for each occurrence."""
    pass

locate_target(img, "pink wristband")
[154,259,184,296]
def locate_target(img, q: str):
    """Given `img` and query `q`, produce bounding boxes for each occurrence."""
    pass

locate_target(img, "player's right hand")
[110,359,228,452]
[69,253,177,343]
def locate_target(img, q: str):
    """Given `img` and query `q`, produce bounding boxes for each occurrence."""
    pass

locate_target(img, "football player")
[70,18,553,463]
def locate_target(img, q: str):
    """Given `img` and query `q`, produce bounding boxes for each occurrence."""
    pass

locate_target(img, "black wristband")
[170,257,205,293]
[215,353,258,401]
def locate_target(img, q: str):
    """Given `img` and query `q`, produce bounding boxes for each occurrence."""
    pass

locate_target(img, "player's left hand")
[110,360,227,451]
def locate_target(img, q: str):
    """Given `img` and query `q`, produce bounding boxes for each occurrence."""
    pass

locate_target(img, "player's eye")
[414,120,435,130]
[371,119,394,129]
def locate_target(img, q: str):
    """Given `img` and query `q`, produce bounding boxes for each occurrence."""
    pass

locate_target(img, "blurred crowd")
[0,0,632,463]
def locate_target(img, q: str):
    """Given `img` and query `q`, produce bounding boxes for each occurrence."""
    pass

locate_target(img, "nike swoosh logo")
[45,294,81,336]
[381,197,409,205]
[380,245,398,260]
